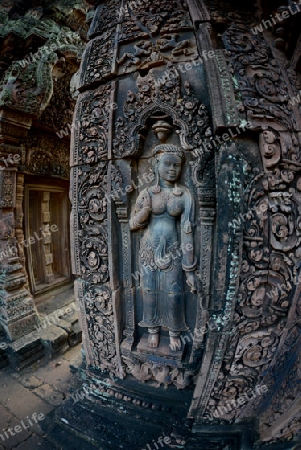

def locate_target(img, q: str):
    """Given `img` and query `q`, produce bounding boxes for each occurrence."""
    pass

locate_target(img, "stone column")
[0,109,39,341]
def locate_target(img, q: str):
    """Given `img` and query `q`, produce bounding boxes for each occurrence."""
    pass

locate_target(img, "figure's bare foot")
[148,332,159,348]
[169,336,181,351]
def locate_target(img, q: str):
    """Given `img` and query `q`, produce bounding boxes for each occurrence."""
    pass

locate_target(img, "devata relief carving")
[67,0,301,446]
[72,42,214,386]
[130,142,197,351]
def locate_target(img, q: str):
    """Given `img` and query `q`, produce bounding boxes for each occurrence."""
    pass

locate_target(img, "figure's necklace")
[151,184,183,196]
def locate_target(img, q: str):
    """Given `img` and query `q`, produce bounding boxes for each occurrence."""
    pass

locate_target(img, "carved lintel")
[0,110,32,145]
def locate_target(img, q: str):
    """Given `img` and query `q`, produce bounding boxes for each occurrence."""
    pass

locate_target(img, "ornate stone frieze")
[0,170,15,208]
[22,133,70,179]
[113,67,212,158]
[79,29,117,88]
[79,0,200,88]
[71,79,119,372]
[222,23,298,131]
[72,8,218,387]
[70,1,301,446]
[88,0,121,39]
[71,83,113,168]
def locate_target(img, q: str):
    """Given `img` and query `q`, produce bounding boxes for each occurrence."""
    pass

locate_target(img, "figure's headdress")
[152,144,185,161]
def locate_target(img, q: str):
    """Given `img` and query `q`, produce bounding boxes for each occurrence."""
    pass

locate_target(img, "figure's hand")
[186,272,197,293]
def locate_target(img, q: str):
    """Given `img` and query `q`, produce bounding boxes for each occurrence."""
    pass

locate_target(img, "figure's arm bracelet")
[182,258,197,272]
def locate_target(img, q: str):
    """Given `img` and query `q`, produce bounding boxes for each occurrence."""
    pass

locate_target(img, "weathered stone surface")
[0,0,300,448]
[0,0,86,348]
[68,0,301,447]
[12,374,43,389]
[33,383,65,406]
[12,434,56,450]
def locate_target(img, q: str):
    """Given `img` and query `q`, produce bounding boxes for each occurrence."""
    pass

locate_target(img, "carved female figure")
[130,144,197,351]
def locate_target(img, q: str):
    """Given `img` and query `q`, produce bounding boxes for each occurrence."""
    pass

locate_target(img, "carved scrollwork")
[77,164,109,284]
[113,67,212,164]
[85,284,118,373]
[73,84,112,167]
[22,134,69,178]
[222,24,297,130]
[205,127,301,422]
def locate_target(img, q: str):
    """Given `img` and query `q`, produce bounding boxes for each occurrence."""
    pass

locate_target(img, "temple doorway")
[24,180,71,296]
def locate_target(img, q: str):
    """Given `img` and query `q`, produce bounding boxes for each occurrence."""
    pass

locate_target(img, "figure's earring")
[173,183,183,196]
[151,163,161,193]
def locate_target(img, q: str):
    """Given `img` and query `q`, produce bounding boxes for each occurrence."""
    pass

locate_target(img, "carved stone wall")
[0,0,87,341]
[71,0,301,447]
[0,0,298,446]
[71,0,218,386]
[187,1,301,445]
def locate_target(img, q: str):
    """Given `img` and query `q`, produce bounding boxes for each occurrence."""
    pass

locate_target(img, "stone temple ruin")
[0,0,301,448]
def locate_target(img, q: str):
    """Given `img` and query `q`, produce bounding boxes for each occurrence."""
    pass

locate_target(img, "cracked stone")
[32,384,65,406]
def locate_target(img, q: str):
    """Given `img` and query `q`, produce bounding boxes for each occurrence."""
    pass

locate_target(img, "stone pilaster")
[0,109,39,341]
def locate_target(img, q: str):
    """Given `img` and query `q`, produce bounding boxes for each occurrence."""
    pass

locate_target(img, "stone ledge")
[3,299,83,369]
[6,324,70,370]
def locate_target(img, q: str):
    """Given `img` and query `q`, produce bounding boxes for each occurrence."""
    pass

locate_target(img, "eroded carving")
[130,144,197,351]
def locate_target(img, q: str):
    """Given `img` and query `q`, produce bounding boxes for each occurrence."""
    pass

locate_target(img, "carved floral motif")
[222,24,297,131]
[72,82,115,371]
[22,134,70,178]
[85,284,117,373]
[204,128,301,422]
[113,67,212,159]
